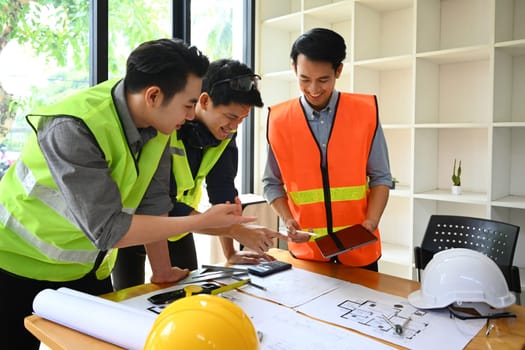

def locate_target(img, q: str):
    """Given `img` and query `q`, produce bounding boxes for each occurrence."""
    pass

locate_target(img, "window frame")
[88,0,255,193]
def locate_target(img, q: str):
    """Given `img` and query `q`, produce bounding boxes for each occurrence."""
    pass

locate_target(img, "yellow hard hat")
[144,294,259,350]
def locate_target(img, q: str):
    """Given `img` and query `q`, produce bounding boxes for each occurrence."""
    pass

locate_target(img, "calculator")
[247,260,292,277]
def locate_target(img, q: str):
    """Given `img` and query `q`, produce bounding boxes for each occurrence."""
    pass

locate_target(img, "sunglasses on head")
[209,74,261,95]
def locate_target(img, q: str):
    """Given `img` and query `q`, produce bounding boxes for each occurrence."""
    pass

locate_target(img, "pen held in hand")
[279,229,316,237]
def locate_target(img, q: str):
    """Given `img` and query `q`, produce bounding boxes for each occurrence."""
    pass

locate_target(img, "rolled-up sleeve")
[262,146,287,204]
[39,118,134,250]
[367,122,392,188]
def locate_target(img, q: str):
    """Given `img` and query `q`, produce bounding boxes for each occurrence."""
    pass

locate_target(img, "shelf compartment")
[416,45,490,64]
[378,259,413,280]
[495,39,525,56]
[258,0,301,21]
[258,78,299,108]
[414,128,489,195]
[492,127,525,202]
[380,196,413,248]
[415,56,491,124]
[494,46,525,123]
[353,64,413,124]
[259,25,301,74]
[379,243,411,266]
[384,128,412,188]
[491,196,525,210]
[379,196,413,279]
[354,54,412,70]
[303,15,352,49]
[304,1,354,23]
[414,190,488,205]
[416,0,491,53]
[495,0,525,43]
[353,1,413,61]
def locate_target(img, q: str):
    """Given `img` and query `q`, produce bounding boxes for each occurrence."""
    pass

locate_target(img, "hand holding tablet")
[314,224,377,258]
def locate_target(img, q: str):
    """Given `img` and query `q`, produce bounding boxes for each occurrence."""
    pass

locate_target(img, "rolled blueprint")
[33,288,156,350]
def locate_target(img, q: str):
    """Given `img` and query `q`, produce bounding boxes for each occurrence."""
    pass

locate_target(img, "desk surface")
[25,248,525,350]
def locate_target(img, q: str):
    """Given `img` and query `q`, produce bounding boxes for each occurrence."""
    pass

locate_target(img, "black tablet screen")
[314,224,377,258]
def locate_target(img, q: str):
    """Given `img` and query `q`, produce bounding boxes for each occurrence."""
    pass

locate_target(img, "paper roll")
[33,288,156,350]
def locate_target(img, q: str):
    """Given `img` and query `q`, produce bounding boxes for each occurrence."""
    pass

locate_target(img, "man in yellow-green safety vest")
[112,59,285,290]
[0,38,262,350]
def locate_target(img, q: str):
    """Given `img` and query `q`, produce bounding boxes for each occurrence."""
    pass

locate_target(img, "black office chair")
[414,215,521,304]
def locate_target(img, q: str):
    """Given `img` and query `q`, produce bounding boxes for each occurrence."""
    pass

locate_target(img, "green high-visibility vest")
[168,132,232,241]
[0,79,168,281]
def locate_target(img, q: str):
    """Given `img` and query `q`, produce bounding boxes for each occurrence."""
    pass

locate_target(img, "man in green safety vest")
[0,39,281,349]
[112,59,282,289]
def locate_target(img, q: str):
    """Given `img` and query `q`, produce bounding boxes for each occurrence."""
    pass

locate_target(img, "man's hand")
[283,218,312,243]
[229,223,287,254]
[200,203,256,229]
[361,218,378,233]
[150,266,190,284]
[225,249,276,265]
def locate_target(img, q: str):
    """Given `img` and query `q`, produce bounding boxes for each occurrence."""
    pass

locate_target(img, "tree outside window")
[1,0,244,190]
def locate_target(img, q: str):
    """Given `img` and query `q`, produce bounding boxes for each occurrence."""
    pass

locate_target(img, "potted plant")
[451,159,462,195]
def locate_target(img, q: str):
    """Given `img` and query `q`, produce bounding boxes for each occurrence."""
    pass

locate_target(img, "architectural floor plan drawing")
[337,298,429,340]
[296,282,485,349]
[121,267,486,349]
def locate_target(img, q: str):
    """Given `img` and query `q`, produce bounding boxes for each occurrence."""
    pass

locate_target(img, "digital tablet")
[314,224,378,259]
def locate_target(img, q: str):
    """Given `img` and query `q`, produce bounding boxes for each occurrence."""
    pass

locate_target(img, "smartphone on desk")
[147,282,221,305]
[314,224,377,259]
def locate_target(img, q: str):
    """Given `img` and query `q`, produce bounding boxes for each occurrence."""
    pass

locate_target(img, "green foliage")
[14,1,90,71]
[0,0,234,146]
[451,159,462,186]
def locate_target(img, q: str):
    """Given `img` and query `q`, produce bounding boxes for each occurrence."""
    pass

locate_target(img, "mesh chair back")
[415,215,521,295]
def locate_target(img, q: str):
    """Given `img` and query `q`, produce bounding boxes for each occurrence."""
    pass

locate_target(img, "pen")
[382,314,408,335]
[231,275,267,291]
[397,317,411,335]
[210,279,249,295]
[279,229,316,237]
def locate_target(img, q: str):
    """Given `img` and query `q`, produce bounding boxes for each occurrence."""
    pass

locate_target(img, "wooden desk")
[25,248,525,350]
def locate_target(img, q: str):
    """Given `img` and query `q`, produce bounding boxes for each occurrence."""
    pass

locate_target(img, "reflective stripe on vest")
[289,185,367,205]
[0,202,98,263]
[168,132,233,241]
[0,79,167,281]
[268,93,381,266]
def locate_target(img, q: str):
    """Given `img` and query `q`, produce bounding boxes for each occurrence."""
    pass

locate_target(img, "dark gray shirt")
[38,80,172,250]
[262,90,391,204]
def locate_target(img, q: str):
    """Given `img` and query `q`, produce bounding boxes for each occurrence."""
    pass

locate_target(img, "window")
[190,0,247,192]
[0,1,91,177]
[0,2,253,266]
[108,1,172,79]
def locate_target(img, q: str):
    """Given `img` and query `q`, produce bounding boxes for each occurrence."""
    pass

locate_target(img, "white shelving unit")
[254,0,525,290]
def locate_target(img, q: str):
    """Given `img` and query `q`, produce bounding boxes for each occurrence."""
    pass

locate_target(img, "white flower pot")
[451,185,462,195]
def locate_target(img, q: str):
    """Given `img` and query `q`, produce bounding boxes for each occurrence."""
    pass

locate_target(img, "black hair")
[202,59,263,107]
[124,38,209,102]
[290,28,346,71]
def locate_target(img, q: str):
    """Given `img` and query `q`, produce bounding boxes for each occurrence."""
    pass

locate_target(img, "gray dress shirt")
[38,80,172,250]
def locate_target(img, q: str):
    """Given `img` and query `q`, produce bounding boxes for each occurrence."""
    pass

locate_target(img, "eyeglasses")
[447,305,515,321]
[209,74,261,95]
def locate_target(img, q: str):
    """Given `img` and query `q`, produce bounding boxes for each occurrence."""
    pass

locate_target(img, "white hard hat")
[408,248,515,309]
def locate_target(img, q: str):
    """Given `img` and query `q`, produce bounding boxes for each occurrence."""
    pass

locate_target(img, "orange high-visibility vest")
[267,93,381,266]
